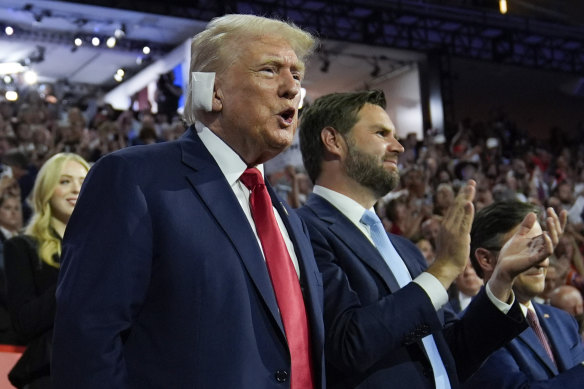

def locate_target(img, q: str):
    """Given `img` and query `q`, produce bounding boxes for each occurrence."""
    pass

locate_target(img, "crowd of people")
[0,12,581,389]
[267,99,584,335]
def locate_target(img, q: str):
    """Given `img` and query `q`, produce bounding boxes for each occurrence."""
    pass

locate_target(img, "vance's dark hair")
[299,89,386,183]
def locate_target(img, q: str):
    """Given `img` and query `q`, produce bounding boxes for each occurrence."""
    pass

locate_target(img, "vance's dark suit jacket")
[297,193,527,389]
[463,302,584,388]
[52,127,325,388]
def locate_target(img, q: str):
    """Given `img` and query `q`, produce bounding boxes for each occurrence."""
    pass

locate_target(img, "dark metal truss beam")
[58,0,584,75]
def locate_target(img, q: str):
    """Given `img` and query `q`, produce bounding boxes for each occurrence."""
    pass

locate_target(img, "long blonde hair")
[25,153,90,268]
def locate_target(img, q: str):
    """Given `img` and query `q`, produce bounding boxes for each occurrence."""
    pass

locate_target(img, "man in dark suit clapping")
[465,201,584,388]
[296,90,566,388]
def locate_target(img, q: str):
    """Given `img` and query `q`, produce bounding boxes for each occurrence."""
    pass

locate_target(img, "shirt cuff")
[413,272,449,311]
[485,282,515,314]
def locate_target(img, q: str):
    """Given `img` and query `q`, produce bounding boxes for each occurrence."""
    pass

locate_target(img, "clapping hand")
[488,208,567,302]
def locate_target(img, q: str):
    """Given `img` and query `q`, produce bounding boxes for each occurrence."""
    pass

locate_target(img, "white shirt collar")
[0,226,14,240]
[520,300,534,318]
[457,291,474,311]
[195,122,265,185]
[312,185,371,228]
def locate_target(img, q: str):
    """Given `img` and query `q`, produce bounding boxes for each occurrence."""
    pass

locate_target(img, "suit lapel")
[305,194,402,293]
[535,304,570,371]
[516,322,559,375]
[180,129,284,334]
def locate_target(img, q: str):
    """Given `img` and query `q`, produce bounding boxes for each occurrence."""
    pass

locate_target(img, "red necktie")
[240,168,314,389]
[526,308,556,367]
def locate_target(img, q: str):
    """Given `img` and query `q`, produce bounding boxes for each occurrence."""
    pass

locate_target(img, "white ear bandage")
[191,72,216,112]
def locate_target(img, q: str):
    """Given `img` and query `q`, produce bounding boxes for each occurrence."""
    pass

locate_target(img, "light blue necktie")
[361,210,451,389]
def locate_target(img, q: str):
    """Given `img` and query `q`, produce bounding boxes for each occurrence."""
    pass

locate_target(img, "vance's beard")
[344,143,399,199]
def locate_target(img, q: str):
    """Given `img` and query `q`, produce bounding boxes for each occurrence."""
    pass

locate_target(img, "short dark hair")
[2,150,29,169]
[470,201,539,278]
[299,89,386,183]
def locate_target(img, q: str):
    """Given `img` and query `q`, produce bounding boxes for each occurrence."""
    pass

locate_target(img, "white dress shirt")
[458,291,474,312]
[196,122,301,277]
[312,185,513,312]
[0,226,15,240]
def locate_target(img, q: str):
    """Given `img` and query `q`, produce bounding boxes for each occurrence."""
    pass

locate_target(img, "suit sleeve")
[52,153,153,389]
[4,237,56,341]
[462,308,584,388]
[443,289,527,382]
[305,219,443,373]
[463,347,584,389]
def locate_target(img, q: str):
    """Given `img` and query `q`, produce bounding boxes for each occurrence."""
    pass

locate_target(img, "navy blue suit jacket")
[52,127,326,388]
[463,302,584,388]
[297,193,527,389]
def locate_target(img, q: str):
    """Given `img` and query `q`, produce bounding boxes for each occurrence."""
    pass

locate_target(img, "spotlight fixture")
[74,36,83,47]
[91,37,100,46]
[5,90,18,102]
[0,62,25,74]
[142,46,151,55]
[499,0,508,14]
[106,36,116,48]
[23,70,38,85]
[114,68,125,82]
[114,24,126,39]
[4,26,14,36]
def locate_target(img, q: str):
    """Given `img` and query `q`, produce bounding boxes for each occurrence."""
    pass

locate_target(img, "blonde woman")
[4,153,89,388]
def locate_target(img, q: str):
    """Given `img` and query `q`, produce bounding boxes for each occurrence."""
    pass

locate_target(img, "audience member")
[550,285,584,336]
[420,214,442,250]
[4,153,89,388]
[155,71,182,120]
[0,194,22,241]
[555,232,584,294]
[2,150,37,223]
[535,255,562,304]
[416,237,436,265]
[550,285,584,317]
[448,258,484,314]
[466,201,582,388]
[434,182,455,216]
[0,193,22,345]
[385,196,414,237]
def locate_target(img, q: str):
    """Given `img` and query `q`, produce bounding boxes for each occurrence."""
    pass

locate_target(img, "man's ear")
[320,127,346,158]
[211,84,223,112]
[474,248,497,275]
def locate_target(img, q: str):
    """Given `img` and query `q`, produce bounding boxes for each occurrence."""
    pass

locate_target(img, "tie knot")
[526,308,538,324]
[240,167,264,190]
[360,210,381,228]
